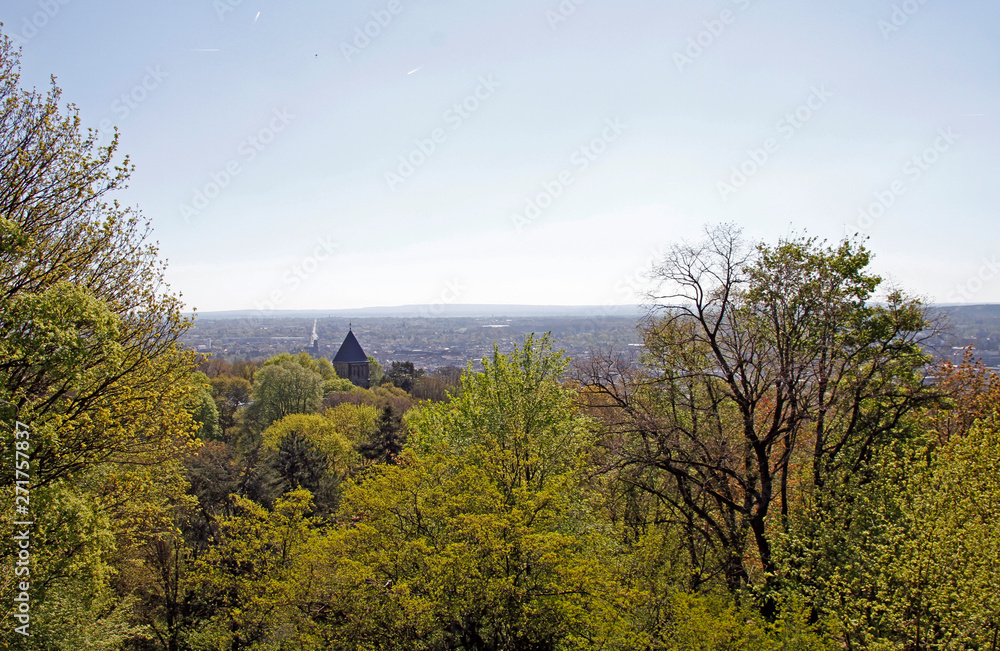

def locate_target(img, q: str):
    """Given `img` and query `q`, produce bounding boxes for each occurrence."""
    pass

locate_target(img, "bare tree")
[579,224,940,605]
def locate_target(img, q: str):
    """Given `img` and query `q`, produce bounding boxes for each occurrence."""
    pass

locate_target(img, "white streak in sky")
[254,11,261,24]
[407,66,423,75]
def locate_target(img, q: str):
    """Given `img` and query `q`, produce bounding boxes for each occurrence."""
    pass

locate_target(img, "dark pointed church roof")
[333,329,367,363]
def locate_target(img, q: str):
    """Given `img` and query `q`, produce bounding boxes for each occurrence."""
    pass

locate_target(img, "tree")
[187,372,221,441]
[263,351,336,380]
[580,225,938,603]
[921,347,1000,444]
[662,592,834,651]
[367,355,385,386]
[232,359,260,384]
[322,382,416,420]
[384,360,424,393]
[209,374,253,437]
[409,366,464,402]
[323,402,380,446]
[0,30,199,645]
[897,414,1000,647]
[187,490,317,650]
[776,387,1000,647]
[0,32,196,483]
[323,376,355,394]
[312,451,637,650]
[357,405,405,464]
[261,413,357,510]
[411,334,595,498]
[311,337,637,648]
[183,440,242,549]
[246,358,324,429]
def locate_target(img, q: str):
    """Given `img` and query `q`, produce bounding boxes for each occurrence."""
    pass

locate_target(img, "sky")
[1,0,998,311]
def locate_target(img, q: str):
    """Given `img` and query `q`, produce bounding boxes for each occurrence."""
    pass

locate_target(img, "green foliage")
[664,592,834,651]
[900,415,1000,646]
[186,372,221,441]
[0,476,164,649]
[410,333,595,498]
[263,351,336,380]
[247,358,324,429]
[188,490,318,649]
[324,402,380,446]
[774,411,1000,648]
[384,360,425,392]
[0,29,198,645]
[291,336,636,648]
[323,376,356,394]
[209,373,252,437]
[262,413,355,470]
[313,451,638,649]
[260,413,357,512]
[183,439,241,548]
[357,405,406,464]
[772,463,909,648]
[269,431,333,505]
[368,354,385,386]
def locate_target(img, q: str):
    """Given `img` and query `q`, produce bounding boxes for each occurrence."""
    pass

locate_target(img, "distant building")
[333,327,370,388]
[307,319,319,355]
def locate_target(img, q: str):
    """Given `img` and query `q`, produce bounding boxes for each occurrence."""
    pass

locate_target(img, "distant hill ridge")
[191,305,648,319]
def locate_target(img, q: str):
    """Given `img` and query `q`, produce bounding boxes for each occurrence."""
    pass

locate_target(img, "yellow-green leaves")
[409,333,596,498]
[262,413,357,477]
[319,450,634,649]
[188,490,318,649]
[897,416,1000,646]
[0,30,196,647]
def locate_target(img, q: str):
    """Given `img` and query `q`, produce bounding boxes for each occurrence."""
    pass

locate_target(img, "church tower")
[333,326,370,388]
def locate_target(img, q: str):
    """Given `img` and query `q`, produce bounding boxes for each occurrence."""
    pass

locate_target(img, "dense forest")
[2,31,1000,650]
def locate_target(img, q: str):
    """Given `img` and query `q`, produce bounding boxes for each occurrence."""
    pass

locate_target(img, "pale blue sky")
[2,0,998,310]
